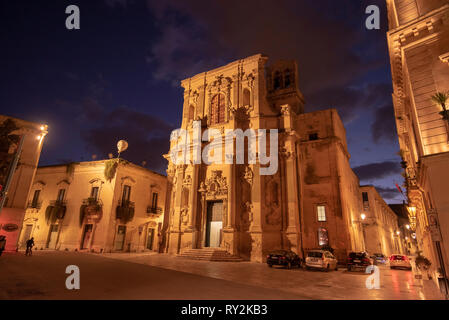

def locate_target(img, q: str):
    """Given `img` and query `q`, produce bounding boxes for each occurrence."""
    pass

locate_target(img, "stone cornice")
[387,4,449,36]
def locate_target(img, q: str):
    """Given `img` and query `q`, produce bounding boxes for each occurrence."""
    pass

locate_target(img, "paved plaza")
[0,251,445,300]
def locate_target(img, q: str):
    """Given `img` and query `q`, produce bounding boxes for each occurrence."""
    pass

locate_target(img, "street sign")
[428,209,442,242]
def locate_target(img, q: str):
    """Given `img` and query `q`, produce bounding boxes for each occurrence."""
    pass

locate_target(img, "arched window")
[243,88,250,106]
[273,71,282,90]
[284,69,292,88]
[188,105,195,122]
[211,94,226,125]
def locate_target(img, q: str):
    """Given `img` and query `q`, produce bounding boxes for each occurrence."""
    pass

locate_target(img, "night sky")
[0,0,405,203]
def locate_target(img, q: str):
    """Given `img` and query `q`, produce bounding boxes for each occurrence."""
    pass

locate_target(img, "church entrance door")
[205,201,223,248]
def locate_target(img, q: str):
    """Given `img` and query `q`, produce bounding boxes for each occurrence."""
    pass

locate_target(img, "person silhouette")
[0,235,6,256]
[25,237,35,256]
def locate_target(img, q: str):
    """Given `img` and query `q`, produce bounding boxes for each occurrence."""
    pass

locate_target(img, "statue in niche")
[265,179,281,226]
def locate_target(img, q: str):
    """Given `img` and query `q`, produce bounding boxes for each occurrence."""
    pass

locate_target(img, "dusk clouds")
[1,0,403,201]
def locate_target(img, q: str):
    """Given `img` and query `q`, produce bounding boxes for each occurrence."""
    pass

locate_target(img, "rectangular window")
[90,186,99,200]
[122,185,131,203]
[57,189,65,202]
[31,190,40,207]
[151,192,158,209]
[362,192,369,202]
[317,205,326,221]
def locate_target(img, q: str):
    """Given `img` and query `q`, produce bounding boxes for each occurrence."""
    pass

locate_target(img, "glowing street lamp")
[361,213,366,220]
[406,224,410,230]
[407,206,417,231]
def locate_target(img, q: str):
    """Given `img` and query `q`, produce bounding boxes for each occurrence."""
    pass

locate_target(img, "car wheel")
[306,266,310,270]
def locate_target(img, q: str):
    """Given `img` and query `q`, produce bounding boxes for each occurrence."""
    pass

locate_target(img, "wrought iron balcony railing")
[82,197,103,207]
[27,200,42,209]
[146,206,162,215]
[49,199,67,207]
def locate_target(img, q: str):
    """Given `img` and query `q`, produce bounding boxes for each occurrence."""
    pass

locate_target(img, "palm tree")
[431,92,449,120]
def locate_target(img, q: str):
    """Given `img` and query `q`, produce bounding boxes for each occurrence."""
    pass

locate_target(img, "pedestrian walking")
[0,235,6,256]
[25,237,35,256]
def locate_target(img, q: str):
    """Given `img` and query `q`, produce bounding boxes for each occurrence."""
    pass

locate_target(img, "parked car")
[347,252,373,271]
[371,253,388,265]
[305,250,338,271]
[266,250,302,269]
[389,254,412,270]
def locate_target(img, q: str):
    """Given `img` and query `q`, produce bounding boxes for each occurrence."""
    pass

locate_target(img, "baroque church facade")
[161,54,366,262]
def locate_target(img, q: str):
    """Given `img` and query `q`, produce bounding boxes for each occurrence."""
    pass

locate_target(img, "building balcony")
[146,206,163,216]
[116,200,135,223]
[27,200,42,210]
[46,200,67,222]
[80,198,103,225]
[82,197,103,208]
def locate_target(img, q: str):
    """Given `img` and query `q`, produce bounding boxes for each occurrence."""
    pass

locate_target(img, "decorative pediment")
[57,179,71,186]
[33,180,46,187]
[198,170,228,199]
[89,178,104,184]
[121,176,136,184]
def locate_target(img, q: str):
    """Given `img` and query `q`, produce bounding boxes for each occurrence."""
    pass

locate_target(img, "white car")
[389,254,412,270]
[305,250,338,271]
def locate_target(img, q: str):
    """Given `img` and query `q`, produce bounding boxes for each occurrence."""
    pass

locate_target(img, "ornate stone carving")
[198,170,228,199]
[180,206,189,225]
[241,166,253,185]
[183,175,192,186]
[280,146,295,159]
[190,90,200,105]
[280,104,292,115]
[264,178,281,226]
[245,73,255,88]
[241,201,253,222]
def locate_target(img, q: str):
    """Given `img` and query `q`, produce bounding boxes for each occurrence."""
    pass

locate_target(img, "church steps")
[177,248,243,262]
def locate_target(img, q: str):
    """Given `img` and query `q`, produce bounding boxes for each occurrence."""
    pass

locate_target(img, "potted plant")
[415,251,431,271]
[431,92,449,121]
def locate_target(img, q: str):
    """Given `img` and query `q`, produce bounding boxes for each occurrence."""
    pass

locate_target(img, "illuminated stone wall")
[20,160,167,253]
[0,115,46,252]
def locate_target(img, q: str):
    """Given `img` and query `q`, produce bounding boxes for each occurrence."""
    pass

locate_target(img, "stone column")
[198,184,207,248]
[187,165,199,229]
[280,105,300,254]
[226,164,234,229]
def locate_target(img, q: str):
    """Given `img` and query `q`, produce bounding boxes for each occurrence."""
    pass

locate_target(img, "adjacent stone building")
[20,160,167,253]
[360,186,404,257]
[162,54,366,262]
[386,0,449,282]
[0,115,47,252]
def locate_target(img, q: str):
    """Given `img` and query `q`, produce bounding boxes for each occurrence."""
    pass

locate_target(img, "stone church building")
[161,54,366,262]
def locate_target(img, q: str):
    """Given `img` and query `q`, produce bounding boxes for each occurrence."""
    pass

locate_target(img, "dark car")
[266,250,302,269]
[371,253,387,265]
[347,252,373,271]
